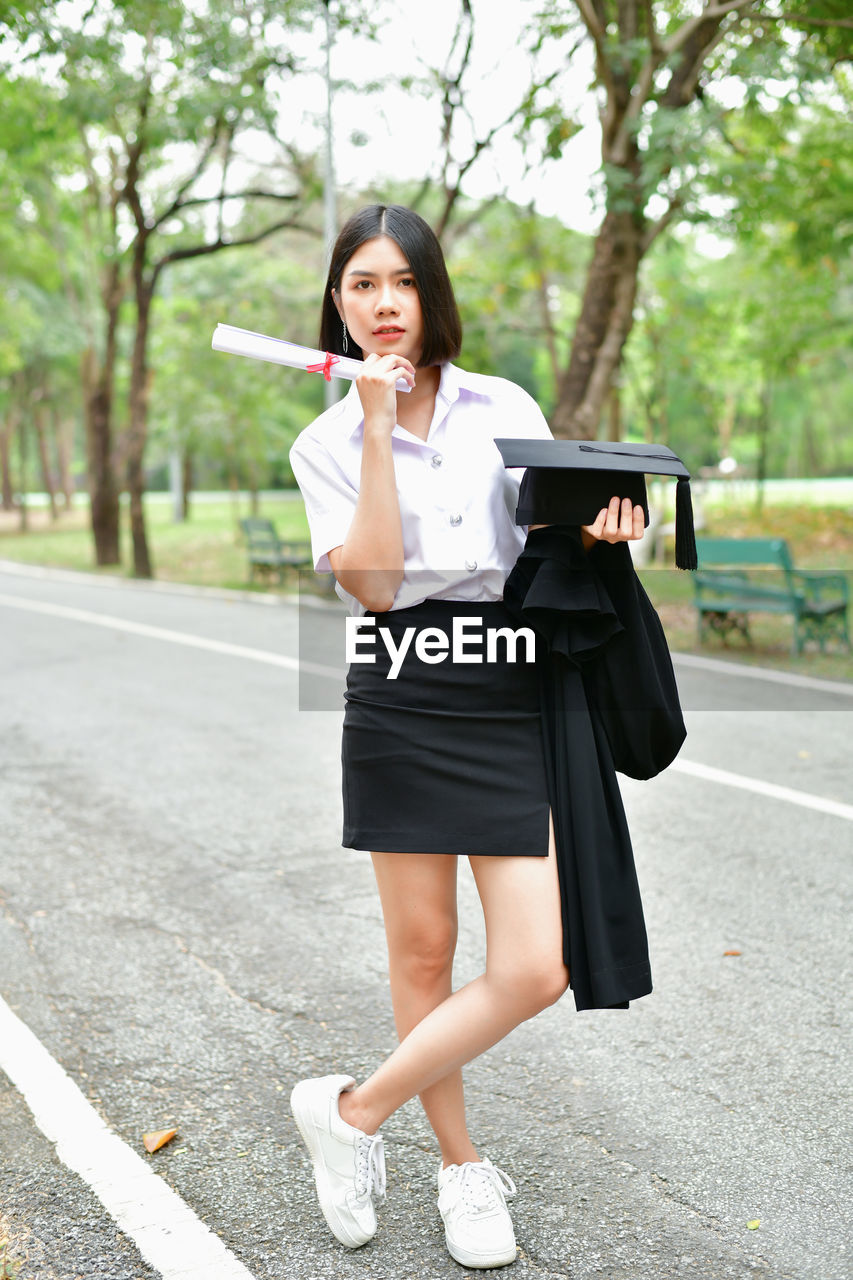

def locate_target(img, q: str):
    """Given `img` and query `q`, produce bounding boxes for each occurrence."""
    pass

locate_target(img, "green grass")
[0,495,310,592]
[641,500,853,680]
[2,492,851,680]
[0,1227,22,1280]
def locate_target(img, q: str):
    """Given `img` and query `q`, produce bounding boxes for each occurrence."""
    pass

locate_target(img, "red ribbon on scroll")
[306,352,341,381]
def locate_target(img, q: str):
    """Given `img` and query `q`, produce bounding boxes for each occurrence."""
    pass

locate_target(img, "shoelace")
[354,1133,386,1204]
[458,1161,516,1215]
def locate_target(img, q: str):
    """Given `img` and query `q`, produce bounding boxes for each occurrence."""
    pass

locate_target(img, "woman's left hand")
[581,496,645,550]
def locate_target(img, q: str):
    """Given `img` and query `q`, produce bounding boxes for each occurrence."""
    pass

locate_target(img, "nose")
[374,281,399,314]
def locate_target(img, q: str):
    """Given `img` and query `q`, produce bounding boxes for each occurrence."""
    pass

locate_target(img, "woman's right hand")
[581,496,645,550]
[356,353,416,435]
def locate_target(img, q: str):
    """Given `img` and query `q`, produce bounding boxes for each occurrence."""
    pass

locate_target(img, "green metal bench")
[694,536,850,655]
[238,517,313,585]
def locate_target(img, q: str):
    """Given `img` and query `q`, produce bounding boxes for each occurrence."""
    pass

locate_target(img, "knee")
[389,916,457,991]
[495,956,570,1016]
[536,960,571,1010]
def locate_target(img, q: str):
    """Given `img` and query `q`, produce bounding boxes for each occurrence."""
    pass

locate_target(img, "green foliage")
[711,82,853,262]
[780,0,853,67]
[445,199,587,411]
[2,0,852,505]
[147,235,328,491]
[624,225,853,479]
[524,1,852,230]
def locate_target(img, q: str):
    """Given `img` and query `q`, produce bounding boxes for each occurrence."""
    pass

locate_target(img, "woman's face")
[333,235,425,366]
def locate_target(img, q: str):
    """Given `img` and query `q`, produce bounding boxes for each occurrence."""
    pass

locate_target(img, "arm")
[328,353,415,613]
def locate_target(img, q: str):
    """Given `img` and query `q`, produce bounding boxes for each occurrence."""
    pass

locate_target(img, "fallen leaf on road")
[747,1219,760,1230]
[143,1128,178,1153]
[723,950,742,956]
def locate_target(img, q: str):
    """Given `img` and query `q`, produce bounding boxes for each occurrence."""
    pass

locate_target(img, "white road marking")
[672,650,853,698]
[0,590,343,680]
[1,575,851,1268]
[0,996,257,1280]
[3,589,850,821]
[2,560,850,693]
[669,757,853,823]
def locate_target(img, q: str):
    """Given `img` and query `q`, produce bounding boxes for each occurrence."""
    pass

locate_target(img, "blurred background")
[1,0,851,671]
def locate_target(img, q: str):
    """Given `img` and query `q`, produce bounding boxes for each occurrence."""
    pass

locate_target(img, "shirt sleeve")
[289,431,358,573]
[507,382,554,441]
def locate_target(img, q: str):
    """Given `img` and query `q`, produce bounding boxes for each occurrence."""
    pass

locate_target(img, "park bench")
[693,536,850,655]
[239,517,313,585]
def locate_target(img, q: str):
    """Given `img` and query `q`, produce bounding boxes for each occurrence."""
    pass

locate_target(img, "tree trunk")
[718,392,736,462]
[17,408,29,533]
[755,373,772,516]
[181,449,193,521]
[248,456,260,517]
[801,410,819,476]
[83,259,123,565]
[547,0,739,441]
[0,413,14,511]
[169,447,185,523]
[126,263,154,578]
[54,408,76,509]
[525,209,561,389]
[606,383,622,442]
[228,465,241,529]
[33,401,58,521]
[550,210,642,439]
[85,359,121,562]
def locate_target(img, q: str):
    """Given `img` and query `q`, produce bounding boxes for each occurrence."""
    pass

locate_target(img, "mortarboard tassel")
[675,476,698,570]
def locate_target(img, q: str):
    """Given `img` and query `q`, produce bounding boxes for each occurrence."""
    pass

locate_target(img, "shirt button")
[465,559,478,572]
[449,513,462,527]
[431,454,443,468]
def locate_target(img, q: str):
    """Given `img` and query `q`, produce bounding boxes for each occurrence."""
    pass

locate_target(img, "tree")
[3,0,339,575]
[622,229,853,482]
[0,79,84,523]
[148,238,329,511]
[712,89,853,495]
[529,0,852,438]
[445,199,588,410]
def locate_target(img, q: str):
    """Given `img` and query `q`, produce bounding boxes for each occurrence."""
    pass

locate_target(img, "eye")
[400,277,416,288]
[354,279,373,289]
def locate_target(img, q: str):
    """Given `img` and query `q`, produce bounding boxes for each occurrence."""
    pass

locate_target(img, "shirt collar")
[342,362,486,440]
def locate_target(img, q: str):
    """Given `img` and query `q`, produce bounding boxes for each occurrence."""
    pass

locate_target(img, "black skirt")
[342,599,551,856]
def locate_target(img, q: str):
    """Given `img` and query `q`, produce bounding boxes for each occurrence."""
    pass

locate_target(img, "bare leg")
[370,852,479,1167]
[339,816,568,1137]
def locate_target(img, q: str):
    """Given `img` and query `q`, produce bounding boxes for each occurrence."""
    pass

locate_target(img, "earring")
[341,319,348,354]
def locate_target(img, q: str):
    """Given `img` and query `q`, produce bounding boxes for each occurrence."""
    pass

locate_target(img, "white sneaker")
[437,1156,518,1269]
[290,1074,386,1248]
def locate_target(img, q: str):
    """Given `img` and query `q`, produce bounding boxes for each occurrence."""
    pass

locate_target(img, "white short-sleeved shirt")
[289,361,553,614]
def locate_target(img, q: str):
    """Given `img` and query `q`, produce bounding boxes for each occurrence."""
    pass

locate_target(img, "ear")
[331,287,343,320]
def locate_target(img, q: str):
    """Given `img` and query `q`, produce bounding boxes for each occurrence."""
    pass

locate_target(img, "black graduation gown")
[502,526,687,1013]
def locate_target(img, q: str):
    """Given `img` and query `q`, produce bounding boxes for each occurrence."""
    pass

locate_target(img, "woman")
[288,204,645,1270]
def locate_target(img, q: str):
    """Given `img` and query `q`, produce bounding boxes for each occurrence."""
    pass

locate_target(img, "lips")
[373,327,404,335]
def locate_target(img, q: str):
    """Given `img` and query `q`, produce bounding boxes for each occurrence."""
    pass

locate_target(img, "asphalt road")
[0,561,851,1280]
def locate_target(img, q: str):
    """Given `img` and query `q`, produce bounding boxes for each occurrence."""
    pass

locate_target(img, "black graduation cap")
[495,438,698,570]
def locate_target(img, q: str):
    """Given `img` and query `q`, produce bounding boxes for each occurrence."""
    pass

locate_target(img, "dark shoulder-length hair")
[319,204,462,366]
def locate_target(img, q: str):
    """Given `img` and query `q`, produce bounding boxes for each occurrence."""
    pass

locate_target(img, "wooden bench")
[693,537,850,655]
[239,518,313,585]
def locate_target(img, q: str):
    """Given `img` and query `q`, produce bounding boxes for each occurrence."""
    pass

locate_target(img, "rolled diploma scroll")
[211,323,412,392]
